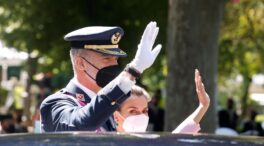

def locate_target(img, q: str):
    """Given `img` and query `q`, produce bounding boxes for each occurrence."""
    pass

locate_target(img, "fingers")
[198,76,204,92]
[142,22,156,38]
[194,69,210,107]
[149,22,157,36]
[195,69,198,85]
[149,22,159,52]
[195,69,205,93]
[151,27,159,47]
[151,44,162,59]
[141,22,153,42]
[195,69,200,93]
[142,21,158,43]
[151,23,158,41]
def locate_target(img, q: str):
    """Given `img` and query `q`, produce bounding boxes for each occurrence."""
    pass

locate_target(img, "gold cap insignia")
[111,32,121,44]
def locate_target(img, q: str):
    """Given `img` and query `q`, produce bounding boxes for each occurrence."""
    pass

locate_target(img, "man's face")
[81,50,118,78]
[83,50,118,68]
[75,50,119,91]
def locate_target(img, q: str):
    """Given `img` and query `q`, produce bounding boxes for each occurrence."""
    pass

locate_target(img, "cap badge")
[111,32,121,44]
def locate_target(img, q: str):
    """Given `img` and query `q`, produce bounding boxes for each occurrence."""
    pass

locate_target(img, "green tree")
[0,0,167,83]
[0,0,167,119]
[218,0,264,117]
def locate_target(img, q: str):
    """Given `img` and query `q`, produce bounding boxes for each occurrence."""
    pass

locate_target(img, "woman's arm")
[191,69,210,123]
[172,69,210,134]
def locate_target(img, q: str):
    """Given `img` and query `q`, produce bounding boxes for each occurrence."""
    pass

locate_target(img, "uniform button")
[111,101,116,105]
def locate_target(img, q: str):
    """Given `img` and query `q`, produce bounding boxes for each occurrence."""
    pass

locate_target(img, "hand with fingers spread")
[129,21,162,73]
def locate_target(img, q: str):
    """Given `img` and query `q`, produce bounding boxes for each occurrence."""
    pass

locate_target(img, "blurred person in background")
[36,83,51,109]
[218,98,239,131]
[0,114,16,134]
[12,110,28,133]
[148,89,164,131]
[215,109,238,136]
[13,81,26,111]
[0,77,18,113]
[226,98,239,130]
[241,109,263,136]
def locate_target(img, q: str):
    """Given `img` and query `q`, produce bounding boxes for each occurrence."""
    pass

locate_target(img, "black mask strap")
[81,56,100,70]
[83,70,96,81]
[81,57,98,81]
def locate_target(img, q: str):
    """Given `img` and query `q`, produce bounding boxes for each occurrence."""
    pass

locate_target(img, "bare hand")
[195,69,210,108]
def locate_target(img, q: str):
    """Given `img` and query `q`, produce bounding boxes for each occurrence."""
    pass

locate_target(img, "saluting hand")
[130,21,162,73]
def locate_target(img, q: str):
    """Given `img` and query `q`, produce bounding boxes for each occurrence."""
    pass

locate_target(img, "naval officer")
[40,21,162,132]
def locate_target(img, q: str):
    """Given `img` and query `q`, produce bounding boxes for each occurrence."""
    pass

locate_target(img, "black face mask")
[81,57,122,88]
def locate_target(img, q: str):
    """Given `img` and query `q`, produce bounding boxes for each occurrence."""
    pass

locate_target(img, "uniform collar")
[72,77,97,99]
[65,78,95,103]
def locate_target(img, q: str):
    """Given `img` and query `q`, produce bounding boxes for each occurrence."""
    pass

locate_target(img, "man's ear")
[75,57,86,70]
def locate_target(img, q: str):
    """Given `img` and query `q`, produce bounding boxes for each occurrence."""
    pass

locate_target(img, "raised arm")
[172,69,210,134]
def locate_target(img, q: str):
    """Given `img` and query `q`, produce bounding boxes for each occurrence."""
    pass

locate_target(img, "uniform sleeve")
[47,75,135,131]
[172,119,201,134]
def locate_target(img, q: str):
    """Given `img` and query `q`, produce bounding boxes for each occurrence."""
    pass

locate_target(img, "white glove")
[130,21,162,73]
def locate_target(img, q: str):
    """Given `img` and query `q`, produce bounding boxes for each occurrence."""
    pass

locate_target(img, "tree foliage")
[0,0,167,90]
[218,0,264,116]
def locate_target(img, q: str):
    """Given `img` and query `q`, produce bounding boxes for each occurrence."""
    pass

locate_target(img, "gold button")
[111,101,116,105]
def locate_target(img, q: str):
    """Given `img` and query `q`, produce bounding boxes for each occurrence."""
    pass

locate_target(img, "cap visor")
[92,48,127,57]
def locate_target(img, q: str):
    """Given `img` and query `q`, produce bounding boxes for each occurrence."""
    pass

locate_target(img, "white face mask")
[122,114,149,132]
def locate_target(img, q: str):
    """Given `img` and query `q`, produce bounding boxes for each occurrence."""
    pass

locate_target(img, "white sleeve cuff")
[99,74,135,95]
[116,75,136,94]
